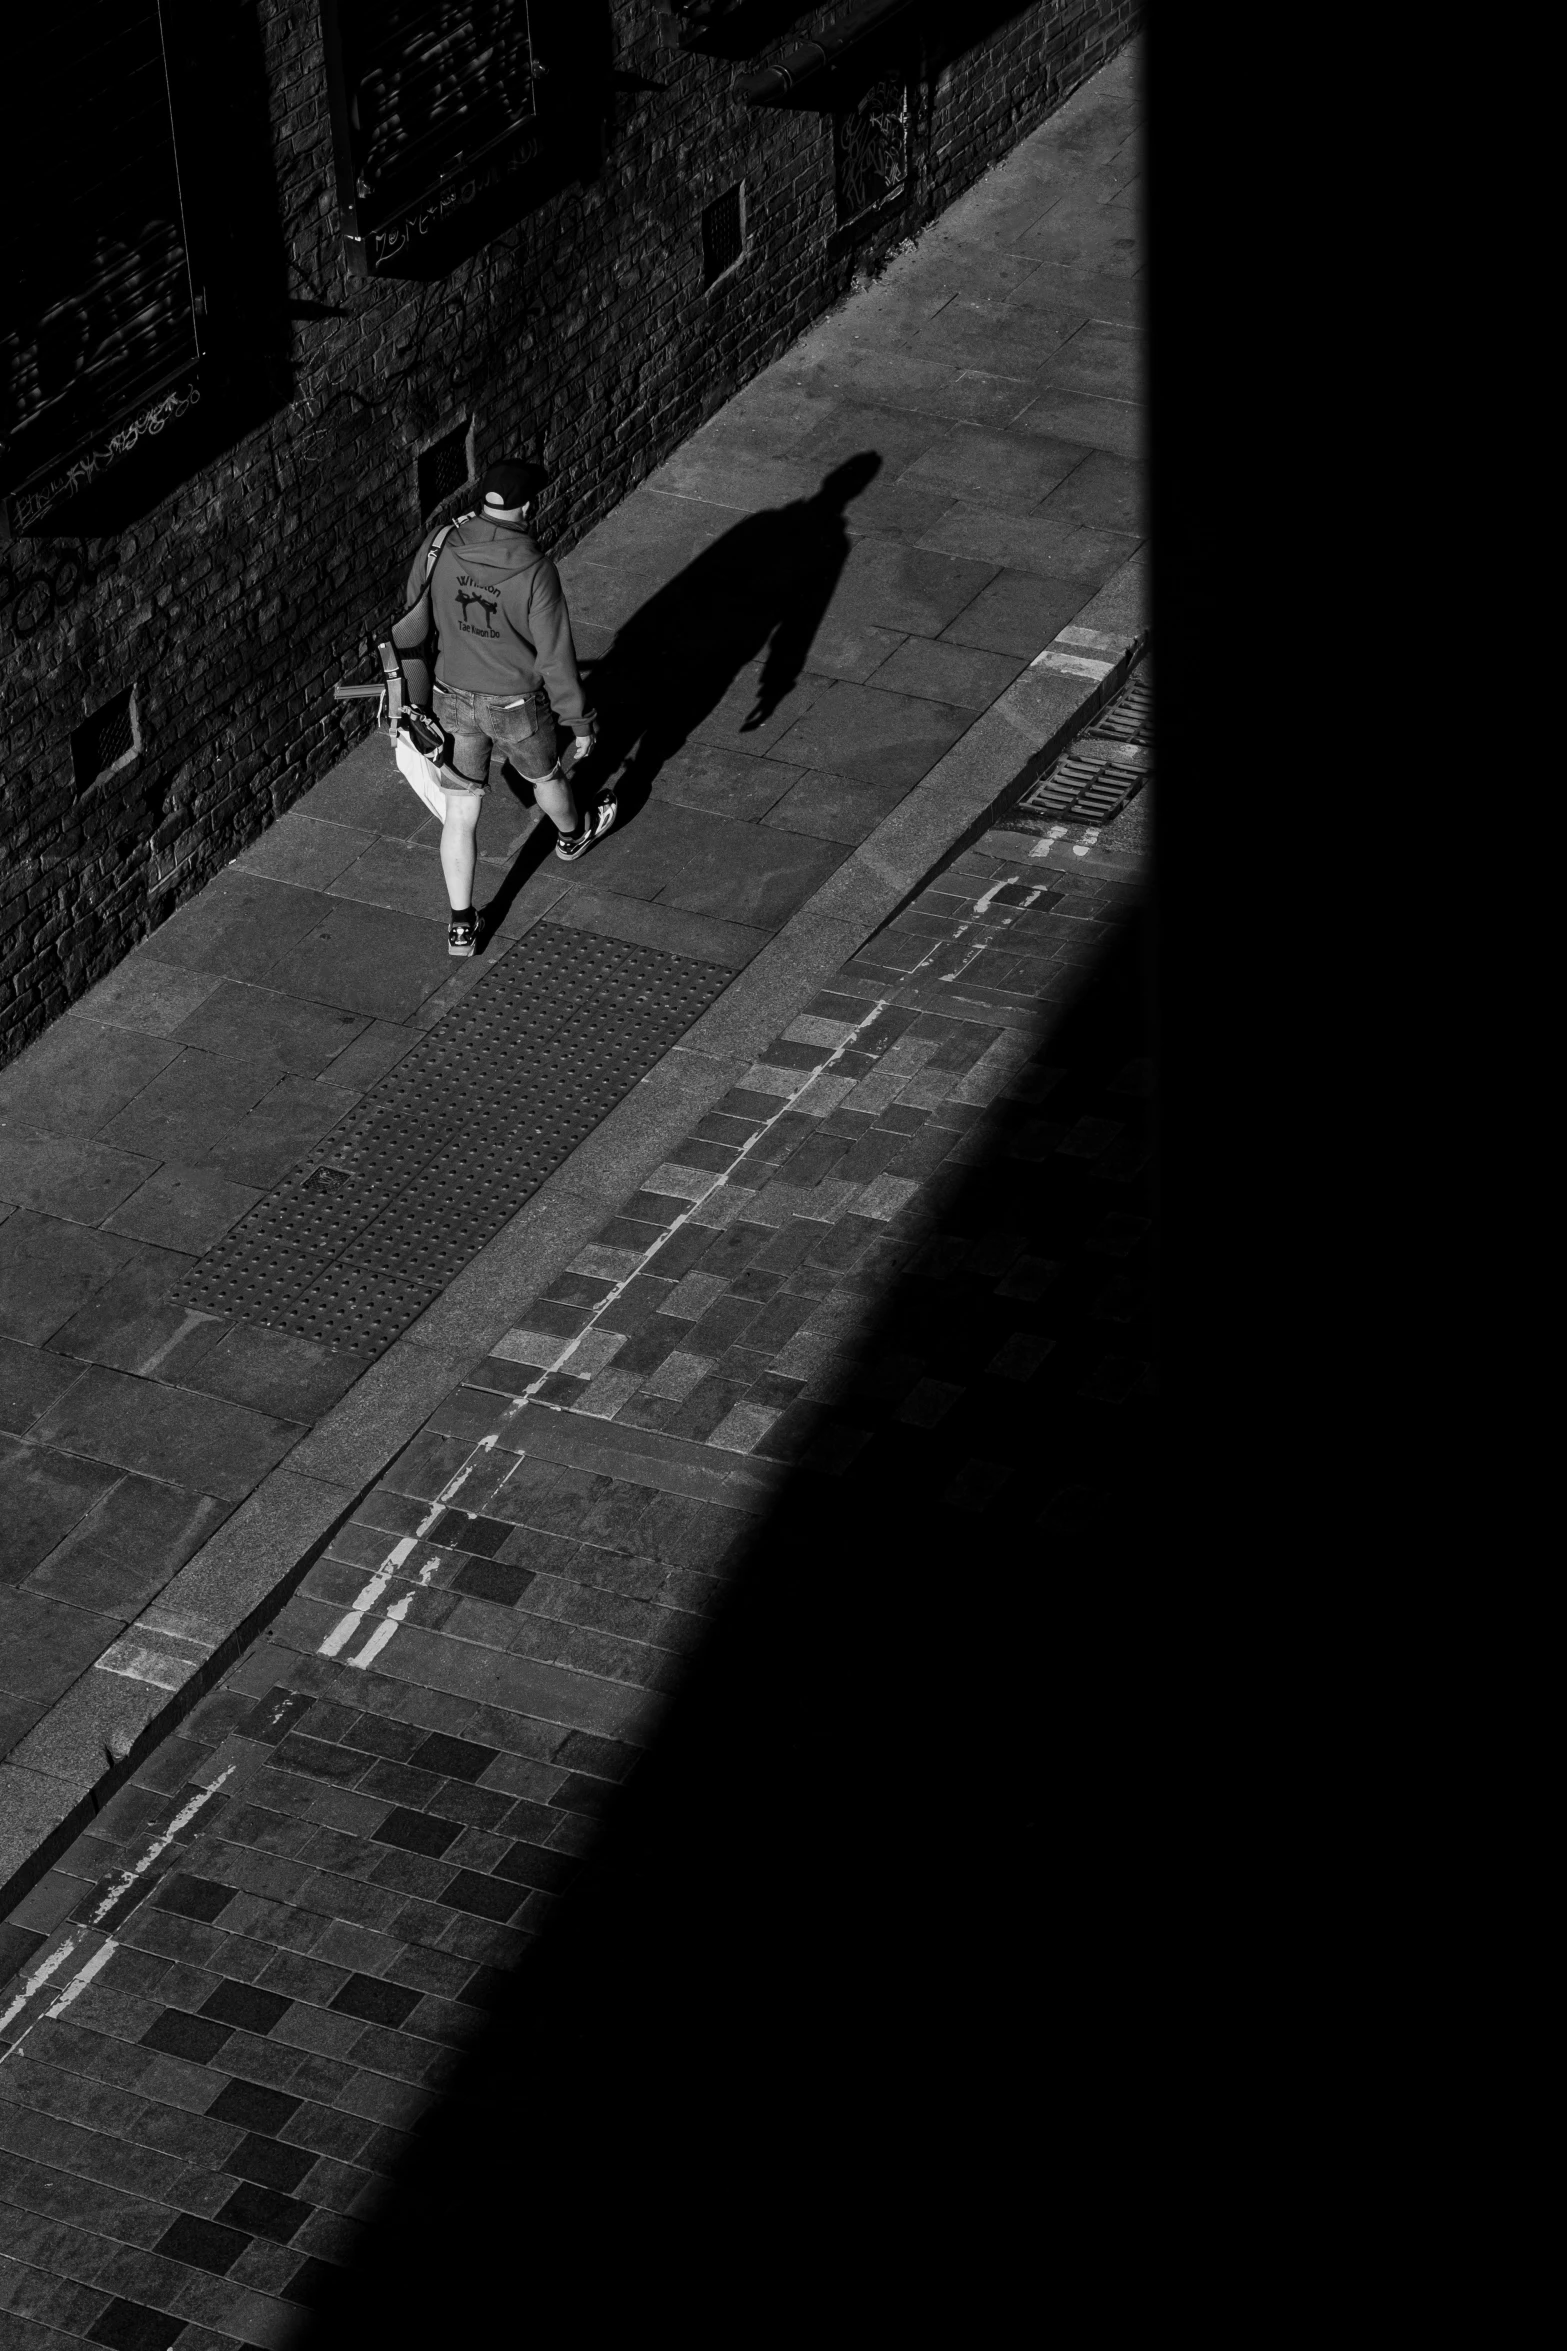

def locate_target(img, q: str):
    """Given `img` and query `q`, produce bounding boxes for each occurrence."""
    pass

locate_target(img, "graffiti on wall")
[0,537,118,644]
[834,74,911,229]
[3,5,200,509]
[323,0,543,273]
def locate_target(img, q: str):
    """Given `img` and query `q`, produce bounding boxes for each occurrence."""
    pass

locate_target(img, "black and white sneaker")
[554,794,618,863]
[447,910,479,958]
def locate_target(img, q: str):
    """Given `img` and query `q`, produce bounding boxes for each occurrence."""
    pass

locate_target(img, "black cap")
[476,459,549,510]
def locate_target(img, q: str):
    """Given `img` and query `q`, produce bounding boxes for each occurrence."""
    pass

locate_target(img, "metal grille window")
[417,421,474,520]
[835,75,910,229]
[702,184,747,288]
[71,686,140,787]
[4,4,201,521]
[321,0,541,276]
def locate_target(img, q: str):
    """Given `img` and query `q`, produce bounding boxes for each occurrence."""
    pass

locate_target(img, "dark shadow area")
[294,904,1156,2340]
[11,1,294,539]
[700,0,1041,84]
[673,0,840,57]
[915,0,1051,81]
[580,451,882,821]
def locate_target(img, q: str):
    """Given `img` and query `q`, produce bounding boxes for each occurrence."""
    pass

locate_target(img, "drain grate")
[1083,669,1152,746]
[1016,659,1152,824]
[180,927,730,1354]
[1018,752,1148,825]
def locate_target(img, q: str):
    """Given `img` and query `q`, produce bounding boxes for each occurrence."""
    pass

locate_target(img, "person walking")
[399,458,616,956]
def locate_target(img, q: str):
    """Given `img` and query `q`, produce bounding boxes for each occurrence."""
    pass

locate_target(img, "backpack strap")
[423,512,472,588]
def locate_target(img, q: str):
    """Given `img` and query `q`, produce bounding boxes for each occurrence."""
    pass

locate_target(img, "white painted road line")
[87,1768,237,1930]
[0,1764,236,2053]
[317,1534,421,1656]
[345,1559,442,1672]
[1031,649,1114,681]
[44,1936,118,2018]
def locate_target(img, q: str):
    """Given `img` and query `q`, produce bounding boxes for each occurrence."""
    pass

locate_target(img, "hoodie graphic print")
[406,513,593,724]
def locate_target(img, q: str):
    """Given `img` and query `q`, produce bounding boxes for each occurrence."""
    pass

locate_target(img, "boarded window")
[418,422,475,520]
[702,184,747,288]
[3,5,201,522]
[72,688,141,788]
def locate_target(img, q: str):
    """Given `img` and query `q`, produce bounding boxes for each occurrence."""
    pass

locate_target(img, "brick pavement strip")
[0,746,1153,2342]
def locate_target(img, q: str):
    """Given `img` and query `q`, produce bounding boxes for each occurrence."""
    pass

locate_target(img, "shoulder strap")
[423,519,457,587]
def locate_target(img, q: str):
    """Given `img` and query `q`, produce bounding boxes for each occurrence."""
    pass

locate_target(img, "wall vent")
[417,420,475,520]
[71,686,140,788]
[702,183,746,287]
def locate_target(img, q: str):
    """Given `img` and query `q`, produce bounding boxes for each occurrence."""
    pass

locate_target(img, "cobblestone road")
[0,683,1154,2344]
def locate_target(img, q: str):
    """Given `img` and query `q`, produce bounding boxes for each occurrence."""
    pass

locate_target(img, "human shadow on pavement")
[292,901,1157,2345]
[469,455,879,936]
[583,450,883,819]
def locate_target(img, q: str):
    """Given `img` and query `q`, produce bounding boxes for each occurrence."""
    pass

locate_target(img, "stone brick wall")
[0,0,1137,1066]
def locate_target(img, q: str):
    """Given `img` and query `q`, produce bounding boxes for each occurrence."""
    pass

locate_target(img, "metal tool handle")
[333,684,383,698]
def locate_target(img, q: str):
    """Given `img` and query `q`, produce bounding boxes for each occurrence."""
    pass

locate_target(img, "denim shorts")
[433,683,560,791]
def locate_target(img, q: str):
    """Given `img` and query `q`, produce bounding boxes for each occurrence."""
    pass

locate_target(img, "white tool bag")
[393,728,448,822]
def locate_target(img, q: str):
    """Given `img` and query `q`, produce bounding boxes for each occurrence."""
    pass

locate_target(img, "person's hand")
[572,735,594,763]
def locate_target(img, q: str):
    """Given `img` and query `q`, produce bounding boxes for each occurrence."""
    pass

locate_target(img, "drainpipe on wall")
[735,0,918,103]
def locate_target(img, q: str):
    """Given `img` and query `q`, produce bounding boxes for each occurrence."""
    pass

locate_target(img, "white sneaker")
[554,794,619,863]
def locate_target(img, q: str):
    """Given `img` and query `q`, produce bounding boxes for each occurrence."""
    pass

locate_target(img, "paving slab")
[0,1135,159,1229]
[760,770,917,847]
[0,1340,82,1438]
[167,985,370,1080]
[19,1478,233,1625]
[1014,386,1147,458]
[43,1291,221,1393]
[0,1023,182,1144]
[100,1166,266,1257]
[229,810,378,893]
[0,1442,124,1585]
[0,1217,145,1348]
[0,39,1148,1926]
[69,958,228,1042]
[146,872,337,989]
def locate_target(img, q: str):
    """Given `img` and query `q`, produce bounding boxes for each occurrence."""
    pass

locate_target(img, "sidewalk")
[0,687,1155,2346]
[0,39,1146,1909]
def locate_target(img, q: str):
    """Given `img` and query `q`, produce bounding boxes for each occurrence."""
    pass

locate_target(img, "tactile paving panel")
[179,927,730,1354]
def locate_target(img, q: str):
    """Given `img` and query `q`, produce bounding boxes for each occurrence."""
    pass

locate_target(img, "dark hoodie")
[405,514,593,725]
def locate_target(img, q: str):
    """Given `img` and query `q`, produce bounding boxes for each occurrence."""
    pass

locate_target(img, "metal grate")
[702,184,745,286]
[417,422,473,520]
[71,687,138,786]
[1083,670,1153,746]
[179,927,729,1354]
[1018,753,1147,825]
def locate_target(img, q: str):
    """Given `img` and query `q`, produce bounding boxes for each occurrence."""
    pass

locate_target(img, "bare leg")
[438,786,483,909]
[529,762,580,837]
